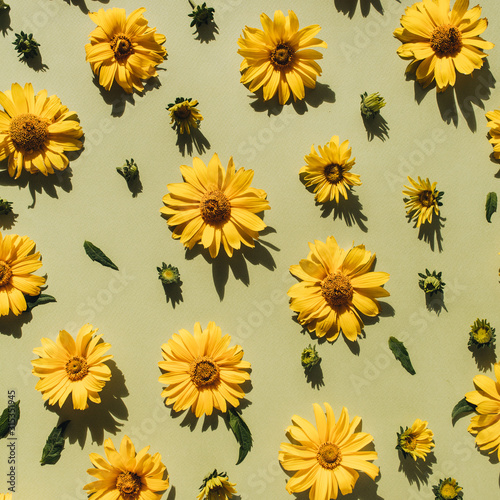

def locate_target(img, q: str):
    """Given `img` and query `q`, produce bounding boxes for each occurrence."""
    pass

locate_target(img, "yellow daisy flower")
[0,230,45,316]
[85,7,167,94]
[84,435,169,500]
[288,236,390,343]
[0,82,83,178]
[237,10,327,105]
[197,470,237,500]
[160,153,270,258]
[279,403,379,499]
[403,176,443,227]
[31,324,112,410]
[396,418,435,460]
[167,97,203,135]
[486,109,500,159]
[394,0,494,92]
[300,136,361,203]
[0,494,12,500]
[465,362,500,459]
[159,321,251,418]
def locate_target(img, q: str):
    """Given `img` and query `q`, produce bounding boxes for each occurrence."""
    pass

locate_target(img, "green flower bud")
[13,32,40,60]
[468,318,495,348]
[360,92,386,119]
[418,269,445,296]
[188,1,215,28]
[157,263,180,285]
[116,159,139,183]
[0,198,13,215]
[432,477,463,499]
[301,344,321,371]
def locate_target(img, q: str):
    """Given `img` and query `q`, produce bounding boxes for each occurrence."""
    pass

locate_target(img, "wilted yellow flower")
[85,7,166,93]
[167,97,203,135]
[403,176,443,227]
[394,0,494,92]
[396,419,435,460]
[197,469,237,500]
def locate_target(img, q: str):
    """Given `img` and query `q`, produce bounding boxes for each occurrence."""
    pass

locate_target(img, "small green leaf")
[25,293,56,311]
[0,400,20,439]
[452,397,476,421]
[486,192,497,223]
[228,408,252,465]
[388,337,416,375]
[40,421,70,465]
[83,241,119,271]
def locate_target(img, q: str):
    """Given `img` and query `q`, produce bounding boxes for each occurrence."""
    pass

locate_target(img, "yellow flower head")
[84,435,169,500]
[394,0,494,92]
[160,153,270,258]
[300,136,361,204]
[238,10,327,105]
[159,322,251,418]
[0,82,83,179]
[465,362,500,459]
[403,176,443,227]
[288,236,390,343]
[486,109,500,159]
[0,230,45,316]
[32,324,112,410]
[197,469,237,500]
[396,418,435,460]
[85,7,167,94]
[167,98,203,135]
[0,494,12,500]
[433,477,463,499]
[279,403,379,499]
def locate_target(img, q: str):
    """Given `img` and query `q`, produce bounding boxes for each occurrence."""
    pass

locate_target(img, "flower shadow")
[0,308,33,338]
[410,60,495,132]
[193,21,219,43]
[469,344,497,373]
[46,360,129,447]
[176,128,211,157]
[92,74,162,117]
[334,0,385,18]
[318,191,369,233]
[425,290,446,315]
[161,280,184,309]
[166,486,176,500]
[305,364,324,390]
[0,7,11,36]
[0,210,18,230]
[363,114,389,142]
[23,52,49,73]
[398,450,436,489]
[407,212,445,253]
[62,0,110,15]
[185,228,278,301]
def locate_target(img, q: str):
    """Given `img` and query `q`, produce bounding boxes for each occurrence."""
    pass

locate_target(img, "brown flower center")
[0,261,12,287]
[317,443,342,469]
[321,272,353,308]
[418,190,434,207]
[174,105,191,120]
[430,25,462,56]
[111,34,133,60]
[200,189,231,225]
[9,113,48,153]
[271,43,294,68]
[189,357,220,388]
[65,356,88,381]
[324,164,343,184]
[116,471,141,498]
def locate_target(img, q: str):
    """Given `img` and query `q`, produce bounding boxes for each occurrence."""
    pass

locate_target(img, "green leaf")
[25,293,56,311]
[40,421,70,465]
[452,397,476,421]
[486,192,497,223]
[0,400,20,439]
[388,337,416,375]
[83,241,119,271]
[228,408,252,465]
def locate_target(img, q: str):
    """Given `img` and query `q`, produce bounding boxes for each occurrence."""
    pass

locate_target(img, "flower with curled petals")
[160,153,270,258]
[32,324,112,410]
[85,7,166,94]
[465,362,500,459]
[288,236,390,343]
[486,109,500,159]
[0,82,83,178]
[393,0,494,92]
[396,419,435,460]
[0,230,45,316]
[84,435,169,500]
[237,10,327,105]
[279,403,378,500]
[158,322,251,418]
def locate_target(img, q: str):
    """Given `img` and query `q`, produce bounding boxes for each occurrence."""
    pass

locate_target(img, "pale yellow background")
[0,0,499,498]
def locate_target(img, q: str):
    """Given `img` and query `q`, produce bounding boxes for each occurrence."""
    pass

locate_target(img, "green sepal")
[451,397,476,421]
[228,407,252,465]
[388,337,416,375]
[25,293,56,311]
[0,400,20,438]
[486,192,497,223]
[84,241,119,271]
[40,420,70,465]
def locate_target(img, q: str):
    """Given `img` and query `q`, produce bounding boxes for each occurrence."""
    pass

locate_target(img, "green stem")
[188,0,196,9]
